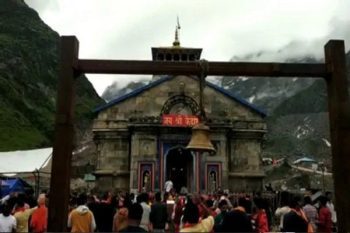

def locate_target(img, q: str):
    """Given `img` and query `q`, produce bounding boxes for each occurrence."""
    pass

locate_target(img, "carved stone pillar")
[228,129,266,192]
[93,130,130,191]
[129,130,158,192]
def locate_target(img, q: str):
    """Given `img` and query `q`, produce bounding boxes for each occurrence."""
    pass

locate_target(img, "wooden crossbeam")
[77,59,327,77]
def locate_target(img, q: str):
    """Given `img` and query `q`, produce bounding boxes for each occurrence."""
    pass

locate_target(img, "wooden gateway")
[48,33,350,231]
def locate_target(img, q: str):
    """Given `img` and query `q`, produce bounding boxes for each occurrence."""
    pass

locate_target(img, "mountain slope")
[102,80,149,102]
[221,57,320,113]
[222,54,350,159]
[0,0,104,151]
[274,52,350,116]
[263,52,350,159]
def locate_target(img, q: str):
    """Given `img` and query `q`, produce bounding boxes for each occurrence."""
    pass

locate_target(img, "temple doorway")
[166,146,194,193]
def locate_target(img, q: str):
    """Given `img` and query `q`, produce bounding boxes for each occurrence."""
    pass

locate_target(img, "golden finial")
[173,16,181,47]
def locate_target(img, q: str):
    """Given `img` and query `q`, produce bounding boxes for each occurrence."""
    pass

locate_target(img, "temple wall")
[92,75,266,193]
[227,131,265,192]
[94,131,130,192]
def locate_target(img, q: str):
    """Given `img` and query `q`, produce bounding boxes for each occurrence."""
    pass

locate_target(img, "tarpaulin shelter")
[0,148,52,196]
[0,178,32,197]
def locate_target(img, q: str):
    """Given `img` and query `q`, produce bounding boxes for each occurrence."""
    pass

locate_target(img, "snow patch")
[292,78,298,82]
[255,92,271,100]
[207,76,221,86]
[295,124,314,139]
[248,96,256,103]
[235,76,249,82]
[73,146,89,155]
[322,138,331,147]
[124,88,134,95]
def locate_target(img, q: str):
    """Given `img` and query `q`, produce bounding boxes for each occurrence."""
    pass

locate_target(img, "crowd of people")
[65,188,337,233]
[0,192,47,233]
[0,188,337,233]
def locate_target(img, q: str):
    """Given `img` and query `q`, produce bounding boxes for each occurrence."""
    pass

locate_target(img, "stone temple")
[92,33,267,194]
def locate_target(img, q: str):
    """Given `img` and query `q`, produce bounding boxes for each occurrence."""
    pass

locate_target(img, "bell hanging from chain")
[186,60,216,154]
[186,123,216,154]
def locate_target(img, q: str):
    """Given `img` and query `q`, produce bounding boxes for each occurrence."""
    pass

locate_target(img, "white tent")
[0,148,52,175]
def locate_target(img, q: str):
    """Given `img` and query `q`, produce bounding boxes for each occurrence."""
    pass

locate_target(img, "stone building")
[92,36,267,193]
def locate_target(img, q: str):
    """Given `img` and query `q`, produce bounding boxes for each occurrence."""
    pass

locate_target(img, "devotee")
[325,191,337,232]
[14,194,36,232]
[67,193,96,233]
[302,195,318,232]
[150,192,168,232]
[0,203,16,233]
[275,191,291,232]
[180,197,214,232]
[283,195,308,233]
[120,203,146,232]
[30,193,47,233]
[138,192,151,231]
[251,197,269,233]
[217,208,253,232]
[317,195,332,233]
[113,193,132,232]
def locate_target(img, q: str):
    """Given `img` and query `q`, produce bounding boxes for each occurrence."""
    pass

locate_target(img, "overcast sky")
[25,0,350,96]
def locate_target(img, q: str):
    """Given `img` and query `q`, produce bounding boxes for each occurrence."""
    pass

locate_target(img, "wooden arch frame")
[48,36,350,232]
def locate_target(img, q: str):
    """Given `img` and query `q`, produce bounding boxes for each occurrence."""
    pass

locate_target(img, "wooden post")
[47,36,79,232]
[324,40,350,232]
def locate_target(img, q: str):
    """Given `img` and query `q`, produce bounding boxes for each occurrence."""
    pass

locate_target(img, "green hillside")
[0,0,104,151]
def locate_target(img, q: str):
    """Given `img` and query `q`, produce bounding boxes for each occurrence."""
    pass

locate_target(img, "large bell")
[186,123,216,154]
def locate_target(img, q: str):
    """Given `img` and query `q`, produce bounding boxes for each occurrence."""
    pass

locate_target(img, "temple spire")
[152,17,202,62]
[173,16,181,47]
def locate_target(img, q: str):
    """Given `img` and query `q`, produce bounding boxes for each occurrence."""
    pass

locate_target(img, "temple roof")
[94,76,267,117]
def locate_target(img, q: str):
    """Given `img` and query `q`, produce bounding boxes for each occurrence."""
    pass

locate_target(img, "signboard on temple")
[162,114,200,127]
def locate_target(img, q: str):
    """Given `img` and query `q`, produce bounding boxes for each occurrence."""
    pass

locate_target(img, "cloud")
[24,0,350,95]
[24,0,57,12]
[231,17,350,63]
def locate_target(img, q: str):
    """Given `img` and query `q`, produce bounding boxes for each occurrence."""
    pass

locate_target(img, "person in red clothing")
[173,195,186,232]
[252,197,269,233]
[317,195,332,233]
[204,199,217,218]
[30,194,47,233]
